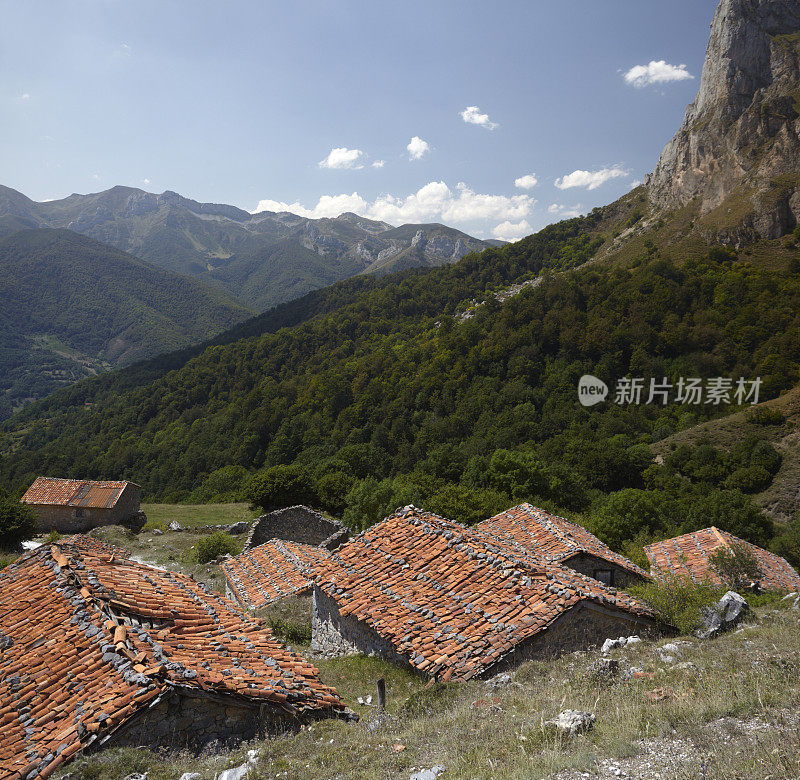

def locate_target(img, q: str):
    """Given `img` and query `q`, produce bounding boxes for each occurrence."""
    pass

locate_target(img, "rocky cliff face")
[647,0,800,238]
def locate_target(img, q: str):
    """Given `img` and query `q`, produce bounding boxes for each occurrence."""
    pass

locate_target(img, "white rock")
[410,767,446,780]
[179,774,201,780]
[545,709,596,735]
[216,763,249,780]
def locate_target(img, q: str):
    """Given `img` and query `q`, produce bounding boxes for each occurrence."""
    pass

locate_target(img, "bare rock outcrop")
[646,0,800,238]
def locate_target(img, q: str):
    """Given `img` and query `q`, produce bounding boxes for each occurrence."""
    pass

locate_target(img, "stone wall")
[311,587,414,670]
[562,553,646,589]
[482,602,659,677]
[246,506,348,550]
[93,688,297,753]
[312,586,658,679]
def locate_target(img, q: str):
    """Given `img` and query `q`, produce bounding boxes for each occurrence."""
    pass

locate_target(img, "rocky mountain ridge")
[0,185,496,310]
[647,0,800,239]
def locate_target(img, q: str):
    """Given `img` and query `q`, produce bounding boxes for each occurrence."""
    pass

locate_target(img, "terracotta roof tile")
[478,504,649,580]
[221,540,331,610]
[0,537,345,779]
[21,477,138,509]
[314,507,655,681]
[644,527,800,591]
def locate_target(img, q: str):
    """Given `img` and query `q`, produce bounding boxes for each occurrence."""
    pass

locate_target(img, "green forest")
[3,202,800,564]
[0,228,252,417]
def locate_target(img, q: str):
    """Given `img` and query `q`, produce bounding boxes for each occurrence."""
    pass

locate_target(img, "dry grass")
[56,599,800,779]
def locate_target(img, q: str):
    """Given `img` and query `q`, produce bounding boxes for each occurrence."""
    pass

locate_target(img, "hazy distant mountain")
[0,228,252,418]
[0,185,498,310]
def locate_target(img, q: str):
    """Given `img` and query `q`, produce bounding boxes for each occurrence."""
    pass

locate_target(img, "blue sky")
[1,0,717,239]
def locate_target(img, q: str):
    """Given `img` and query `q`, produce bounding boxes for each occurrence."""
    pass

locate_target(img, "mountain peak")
[647,0,800,237]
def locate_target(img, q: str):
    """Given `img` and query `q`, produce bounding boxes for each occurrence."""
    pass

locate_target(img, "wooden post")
[377,678,386,710]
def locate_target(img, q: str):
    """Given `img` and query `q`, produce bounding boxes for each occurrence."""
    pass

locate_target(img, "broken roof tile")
[644,527,800,591]
[314,507,655,682]
[221,540,331,611]
[0,537,345,779]
[477,504,649,580]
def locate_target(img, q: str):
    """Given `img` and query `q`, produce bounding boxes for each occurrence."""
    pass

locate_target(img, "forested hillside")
[0,228,252,418]
[3,191,799,563]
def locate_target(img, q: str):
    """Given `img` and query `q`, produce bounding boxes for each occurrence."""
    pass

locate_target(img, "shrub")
[707,245,737,262]
[190,465,250,503]
[747,406,785,425]
[724,466,773,493]
[45,530,62,544]
[684,490,773,547]
[316,471,356,515]
[244,464,317,512]
[592,489,679,551]
[708,542,763,590]
[629,578,726,634]
[267,616,311,645]
[0,498,37,549]
[194,532,239,564]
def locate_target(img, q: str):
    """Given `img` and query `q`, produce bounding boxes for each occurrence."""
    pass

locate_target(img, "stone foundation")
[312,586,658,679]
[482,602,658,677]
[311,588,414,670]
[92,688,298,753]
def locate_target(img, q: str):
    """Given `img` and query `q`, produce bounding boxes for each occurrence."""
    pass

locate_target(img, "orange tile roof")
[21,477,138,509]
[314,507,655,682]
[221,540,331,610]
[644,527,800,591]
[59,534,129,557]
[0,538,345,779]
[478,504,650,580]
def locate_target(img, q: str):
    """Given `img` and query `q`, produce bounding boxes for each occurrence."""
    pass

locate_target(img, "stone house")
[21,476,145,533]
[245,505,348,551]
[0,538,348,778]
[477,504,650,588]
[222,539,332,611]
[312,506,659,681]
[645,527,800,591]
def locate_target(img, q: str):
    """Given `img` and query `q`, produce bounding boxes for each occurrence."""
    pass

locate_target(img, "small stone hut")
[21,477,145,533]
[222,539,332,611]
[645,526,800,591]
[312,506,659,681]
[477,504,650,588]
[245,505,348,551]
[0,539,348,777]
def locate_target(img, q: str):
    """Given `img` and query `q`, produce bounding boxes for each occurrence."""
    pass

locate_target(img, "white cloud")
[143,178,151,185]
[20,93,30,100]
[252,181,535,227]
[460,105,498,130]
[514,174,538,190]
[623,60,693,88]
[318,147,365,170]
[372,160,385,169]
[492,220,531,241]
[91,173,100,180]
[629,179,642,189]
[252,192,369,219]
[407,136,430,161]
[548,203,584,219]
[555,166,628,191]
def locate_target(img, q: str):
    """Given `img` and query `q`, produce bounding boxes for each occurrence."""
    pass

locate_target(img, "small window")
[594,569,614,586]
[74,508,85,519]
